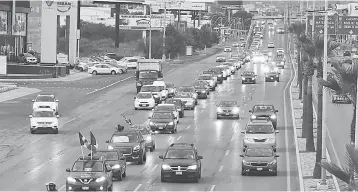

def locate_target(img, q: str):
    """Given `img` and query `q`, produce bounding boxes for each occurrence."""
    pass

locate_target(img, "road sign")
[307,15,358,35]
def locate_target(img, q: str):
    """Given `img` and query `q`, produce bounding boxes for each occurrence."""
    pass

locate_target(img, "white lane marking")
[288,49,304,192]
[225,150,229,156]
[186,125,191,129]
[210,185,216,192]
[219,165,224,172]
[312,101,341,192]
[86,76,132,95]
[59,185,66,192]
[150,164,159,172]
[176,136,182,140]
[133,184,142,192]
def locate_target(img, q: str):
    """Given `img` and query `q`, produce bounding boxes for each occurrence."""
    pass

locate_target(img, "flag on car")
[90,131,98,152]
[78,132,90,148]
[121,114,133,125]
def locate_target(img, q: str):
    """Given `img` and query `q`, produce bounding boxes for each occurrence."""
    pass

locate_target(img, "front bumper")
[243,140,276,149]
[161,170,199,181]
[124,150,142,162]
[217,112,239,118]
[242,164,277,173]
[30,125,58,133]
[216,59,225,62]
[242,78,255,83]
[265,77,279,82]
[66,183,109,191]
[150,124,175,132]
[135,103,155,109]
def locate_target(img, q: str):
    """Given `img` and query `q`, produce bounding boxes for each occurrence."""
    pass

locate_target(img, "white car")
[29,108,59,134]
[88,63,122,75]
[153,104,180,123]
[198,74,215,90]
[134,92,156,110]
[224,47,232,52]
[277,48,284,54]
[117,57,139,69]
[140,85,162,104]
[165,82,176,98]
[32,94,59,114]
[269,25,274,30]
[152,80,168,100]
[268,42,275,48]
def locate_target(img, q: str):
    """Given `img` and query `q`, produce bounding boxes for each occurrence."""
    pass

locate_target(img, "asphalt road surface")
[0,23,300,191]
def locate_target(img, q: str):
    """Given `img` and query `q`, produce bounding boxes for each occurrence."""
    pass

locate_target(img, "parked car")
[88,63,123,75]
[18,53,38,64]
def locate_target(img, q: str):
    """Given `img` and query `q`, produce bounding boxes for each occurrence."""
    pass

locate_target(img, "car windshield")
[176,93,191,98]
[33,111,55,117]
[198,76,212,80]
[166,83,174,88]
[219,101,237,107]
[72,161,104,172]
[246,125,274,133]
[155,105,175,111]
[35,96,54,102]
[178,87,194,92]
[24,53,33,57]
[141,86,160,92]
[94,152,118,160]
[111,134,140,143]
[152,112,172,119]
[137,93,152,99]
[245,148,273,157]
[223,63,234,66]
[139,71,158,79]
[166,100,180,105]
[165,149,195,159]
[254,105,274,112]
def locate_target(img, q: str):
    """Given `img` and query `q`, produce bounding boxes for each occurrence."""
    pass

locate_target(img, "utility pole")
[149,4,152,59]
[162,0,166,60]
[312,1,315,39]
[305,0,308,35]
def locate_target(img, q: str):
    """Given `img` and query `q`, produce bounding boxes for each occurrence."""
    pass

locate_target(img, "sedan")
[88,63,123,75]
[216,101,240,119]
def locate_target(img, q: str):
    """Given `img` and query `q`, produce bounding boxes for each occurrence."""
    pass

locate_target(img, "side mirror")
[275,155,280,157]
[275,130,280,133]
[275,110,278,112]
[66,168,71,172]
[105,140,110,143]
[32,99,35,102]
[29,115,33,118]
[239,155,244,157]
[134,97,136,99]
[198,156,203,159]
[159,155,163,159]
[248,110,252,113]
[120,157,126,160]
[56,115,60,118]
[55,100,59,102]
[148,117,151,119]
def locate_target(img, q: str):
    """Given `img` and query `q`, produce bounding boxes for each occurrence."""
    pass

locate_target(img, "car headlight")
[242,160,250,165]
[146,136,152,141]
[108,145,114,150]
[251,115,257,119]
[168,122,174,126]
[133,145,140,151]
[267,137,275,141]
[233,108,239,113]
[242,77,246,80]
[136,82,142,86]
[162,164,171,170]
[149,121,154,126]
[218,74,222,77]
[268,159,277,165]
[270,114,277,119]
[217,108,223,113]
[112,164,120,169]
[67,177,76,183]
[201,90,206,93]
[187,165,198,170]
[96,176,106,182]
[153,95,159,98]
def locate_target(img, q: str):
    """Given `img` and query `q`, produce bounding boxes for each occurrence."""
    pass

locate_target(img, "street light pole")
[312,1,315,38]
[149,5,152,59]
[162,0,166,60]
[305,0,308,35]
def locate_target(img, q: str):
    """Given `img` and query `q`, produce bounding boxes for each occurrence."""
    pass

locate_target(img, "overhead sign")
[348,3,358,16]
[93,0,144,4]
[119,14,175,30]
[307,15,358,35]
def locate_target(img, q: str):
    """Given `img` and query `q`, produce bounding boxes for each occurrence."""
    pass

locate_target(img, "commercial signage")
[12,13,27,36]
[348,3,358,16]
[152,1,206,11]
[57,1,72,13]
[0,11,7,35]
[307,15,358,35]
[119,14,174,30]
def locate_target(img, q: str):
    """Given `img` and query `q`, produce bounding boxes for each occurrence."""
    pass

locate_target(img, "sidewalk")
[0,87,41,103]
[289,49,339,191]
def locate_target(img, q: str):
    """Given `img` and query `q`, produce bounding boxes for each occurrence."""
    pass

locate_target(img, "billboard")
[151,1,206,11]
[119,14,175,30]
[349,3,358,16]
[215,0,243,5]
[0,11,7,35]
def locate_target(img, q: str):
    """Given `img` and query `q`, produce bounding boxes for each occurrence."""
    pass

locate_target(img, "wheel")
[122,171,126,177]
[236,116,240,119]
[277,78,280,82]
[171,129,175,134]
[193,175,199,183]
[92,70,97,75]
[107,186,113,191]
[332,100,335,103]
[282,66,285,69]
[30,129,35,134]
[191,106,195,110]
[138,153,144,165]
[195,100,198,105]
[241,169,245,176]
[273,171,278,176]
[79,67,84,72]
[153,144,156,150]
[111,70,116,75]
[53,129,58,134]
[117,171,123,181]
[161,176,166,182]
[217,115,220,119]
[179,112,184,118]
[118,69,124,74]
[198,169,201,179]
[242,81,245,84]
[253,80,256,84]
[134,107,138,110]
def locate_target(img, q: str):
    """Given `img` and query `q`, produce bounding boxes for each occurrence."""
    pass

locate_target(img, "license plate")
[225,113,230,115]
[176,171,182,175]
[271,77,273,79]
[159,127,163,129]
[257,168,263,171]
[82,186,89,190]
[41,124,47,127]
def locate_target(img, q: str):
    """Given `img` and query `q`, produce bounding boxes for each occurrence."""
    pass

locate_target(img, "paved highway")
[0,22,300,191]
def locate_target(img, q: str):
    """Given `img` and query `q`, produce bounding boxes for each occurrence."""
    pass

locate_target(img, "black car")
[165,98,185,118]
[106,129,147,164]
[249,104,278,129]
[216,101,240,119]
[92,150,127,181]
[65,156,113,191]
[265,71,280,82]
[206,68,224,83]
[193,84,208,99]
[240,147,279,176]
[149,111,178,133]
[241,71,257,84]
[159,143,203,182]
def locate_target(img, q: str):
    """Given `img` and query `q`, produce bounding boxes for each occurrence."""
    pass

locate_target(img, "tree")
[320,144,358,190]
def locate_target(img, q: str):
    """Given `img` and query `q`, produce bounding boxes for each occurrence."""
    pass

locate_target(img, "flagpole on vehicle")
[91,145,93,160]
[80,145,84,159]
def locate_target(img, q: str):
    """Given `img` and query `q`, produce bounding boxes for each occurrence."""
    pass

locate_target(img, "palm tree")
[320,143,357,190]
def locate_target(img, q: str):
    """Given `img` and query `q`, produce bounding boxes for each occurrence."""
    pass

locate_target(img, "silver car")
[241,120,279,151]
[130,124,156,151]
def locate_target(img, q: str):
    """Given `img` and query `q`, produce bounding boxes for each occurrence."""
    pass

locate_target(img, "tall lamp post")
[162,0,166,60]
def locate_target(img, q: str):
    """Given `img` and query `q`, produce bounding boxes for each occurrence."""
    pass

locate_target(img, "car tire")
[277,78,280,82]
[54,129,59,134]
[217,115,220,119]
[161,176,166,182]
[134,107,138,110]
[138,153,144,165]
[92,70,97,75]
[171,129,175,134]
[143,153,147,161]
[282,66,285,69]
[111,70,116,75]
[236,116,240,119]
[193,175,199,183]
[191,106,195,110]
[273,171,278,176]
[253,80,256,84]
[153,144,156,150]
[195,100,198,105]
[118,69,124,74]
[242,81,245,84]
[79,67,84,72]
[117,171,123,181]
[30,129,35,134]
[123,170,126,177]
[241,170,246,176]
[332,100,335,103]
[198,169,202,179]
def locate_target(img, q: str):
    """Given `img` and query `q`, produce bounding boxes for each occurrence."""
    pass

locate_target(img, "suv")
[32,94,59,115]
[153,104,180,123]
[165,98,185,118]
[206,68,224,83]
[159,143,203,182]
[241,71,257,84]
[240,147,279,176]
[65,156,113,191]
[106,129,147,164]
[242,119,279,151]
[249,104,278,129]
[92,150,127,181]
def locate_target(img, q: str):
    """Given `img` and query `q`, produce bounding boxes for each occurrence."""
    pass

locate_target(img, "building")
[0,0,30,61]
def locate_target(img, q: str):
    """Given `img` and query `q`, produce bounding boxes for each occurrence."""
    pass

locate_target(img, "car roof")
[77,156,105,161]
[253,104,274,107]
[113,129,140,135]
[168,143,195,150]
[158,104,175,107]
[37,94,54,97]
[33,108,55,112]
